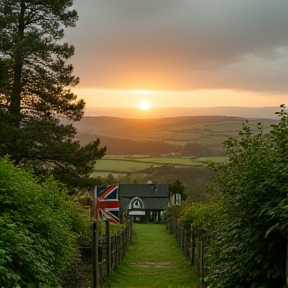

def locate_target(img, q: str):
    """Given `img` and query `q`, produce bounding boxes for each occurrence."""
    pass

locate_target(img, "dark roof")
[119,184,169,210]
[119,184,168,198]
[120,198,131,210]
[143,197,168,209]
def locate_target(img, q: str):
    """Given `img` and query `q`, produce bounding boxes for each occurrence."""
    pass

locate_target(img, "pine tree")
[0,0,105,191]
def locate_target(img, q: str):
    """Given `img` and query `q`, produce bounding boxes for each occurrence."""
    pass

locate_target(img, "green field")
[76,116,278,158]
[93,155,228,176]
[77,116,277,141]
[80,116,277,196]
[93,159,155,173]
[195,156,228,164]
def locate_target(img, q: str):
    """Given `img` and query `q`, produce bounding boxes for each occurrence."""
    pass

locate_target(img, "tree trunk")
[9,1,26,125]
[10,55,23,118]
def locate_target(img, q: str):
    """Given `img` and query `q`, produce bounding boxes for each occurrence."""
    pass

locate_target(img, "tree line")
[77,132,225,157]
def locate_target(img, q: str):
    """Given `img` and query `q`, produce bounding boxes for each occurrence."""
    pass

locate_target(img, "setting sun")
[139,101,150,111]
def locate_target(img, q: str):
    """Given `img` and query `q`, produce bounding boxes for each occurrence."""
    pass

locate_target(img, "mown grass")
[128,156,197,166]
[93,159,153,172]
[102,223,198,288]
[195,156,228,164]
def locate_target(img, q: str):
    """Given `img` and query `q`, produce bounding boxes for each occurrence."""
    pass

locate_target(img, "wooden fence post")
[185,229,189,258]
[92,222,100,288]
[121,230,125,260]
[129,219,132,243]
[105,220,111,276]
[191,225,195,266]
[91,219,134,285]
[199,230,205,284]
[125,222,128,249]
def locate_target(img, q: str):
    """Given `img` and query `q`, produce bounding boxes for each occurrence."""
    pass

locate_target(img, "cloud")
[65,0,288,92]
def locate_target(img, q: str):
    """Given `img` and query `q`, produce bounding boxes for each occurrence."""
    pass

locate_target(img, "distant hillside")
[76,132,181,155]
[74,115,278,156]
[84,106,281,119]
[76,115,279,199]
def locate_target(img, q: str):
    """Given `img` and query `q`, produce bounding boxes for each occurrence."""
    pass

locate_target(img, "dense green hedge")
[0,157,90,288]
[169,106,288,287]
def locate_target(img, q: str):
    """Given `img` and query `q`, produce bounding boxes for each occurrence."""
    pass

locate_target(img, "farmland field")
[93,159,155,173]
[79,115,277,198]
[76,116,278,156]
[94,155,228,176]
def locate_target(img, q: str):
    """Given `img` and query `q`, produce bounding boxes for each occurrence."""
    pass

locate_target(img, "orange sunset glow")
[64,0,288,118]
[74,88,288,109]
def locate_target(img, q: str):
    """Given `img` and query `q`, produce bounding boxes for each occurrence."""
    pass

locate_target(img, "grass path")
[102,223,198,288]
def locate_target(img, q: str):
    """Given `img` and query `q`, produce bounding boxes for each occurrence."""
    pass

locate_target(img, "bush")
[205,108,288,287]
[0,157,89,287]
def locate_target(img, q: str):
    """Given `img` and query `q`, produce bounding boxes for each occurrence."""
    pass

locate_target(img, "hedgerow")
[0,157,89,288]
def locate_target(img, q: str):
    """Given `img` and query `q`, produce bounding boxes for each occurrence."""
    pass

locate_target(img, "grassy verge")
[103,223,198,288]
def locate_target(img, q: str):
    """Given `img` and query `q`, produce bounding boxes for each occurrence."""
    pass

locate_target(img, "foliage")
[104,173,117,185]
[61,253,88,288]
[0,58,12,86]
[114,164,213,200]
[181,142,225,157]
[205,106,288,287]
[165,204,183,220]
[180,198,222,233]
[166,198,194,220]
[0,0,105,191]
[169,179,187,200]
[0,157,90,287]
[0,0,81,118]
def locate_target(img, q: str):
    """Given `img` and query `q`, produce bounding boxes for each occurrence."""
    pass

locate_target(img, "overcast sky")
[64,0,288,109]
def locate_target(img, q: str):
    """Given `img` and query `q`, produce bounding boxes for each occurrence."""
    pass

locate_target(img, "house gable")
[119,183,169,223]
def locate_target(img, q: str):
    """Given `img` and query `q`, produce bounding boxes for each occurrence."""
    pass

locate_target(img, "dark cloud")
[65,0,288,92]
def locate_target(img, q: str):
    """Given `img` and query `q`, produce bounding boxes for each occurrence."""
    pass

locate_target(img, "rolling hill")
[73,115,279,199]
[74,115,278,155]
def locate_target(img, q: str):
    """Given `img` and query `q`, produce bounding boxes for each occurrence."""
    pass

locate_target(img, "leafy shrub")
[205,108,288,287]
[0,157,89,287]
[180,198,222,233]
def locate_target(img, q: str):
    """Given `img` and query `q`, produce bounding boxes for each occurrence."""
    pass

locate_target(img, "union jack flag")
[92,184,120,224]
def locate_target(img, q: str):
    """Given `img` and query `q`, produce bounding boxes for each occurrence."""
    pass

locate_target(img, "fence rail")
[166,218,206,284]
[81,220,133,288]
[98,223,131,281]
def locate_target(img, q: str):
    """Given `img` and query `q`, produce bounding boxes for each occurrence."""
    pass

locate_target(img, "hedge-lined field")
[94,155,228,175]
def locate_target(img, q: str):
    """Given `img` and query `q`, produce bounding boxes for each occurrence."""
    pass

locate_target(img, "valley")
[74,115,278,199]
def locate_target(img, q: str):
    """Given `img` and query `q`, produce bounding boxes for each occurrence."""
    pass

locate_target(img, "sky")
[64,0,288,110]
